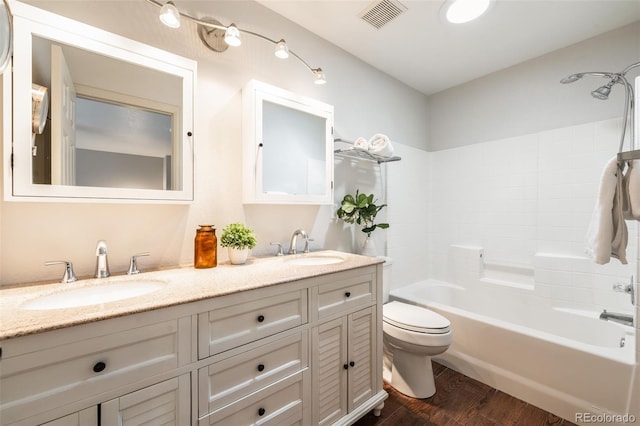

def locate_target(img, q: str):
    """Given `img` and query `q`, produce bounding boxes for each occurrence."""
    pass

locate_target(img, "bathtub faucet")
[599,309,634,327]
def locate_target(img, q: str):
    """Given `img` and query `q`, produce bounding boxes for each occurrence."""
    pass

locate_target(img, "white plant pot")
[361,236,377,257]
[228,247,249,265]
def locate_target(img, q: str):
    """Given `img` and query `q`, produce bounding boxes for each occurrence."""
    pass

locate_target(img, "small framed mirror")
[242,80,334,204]
[5,3,196,202]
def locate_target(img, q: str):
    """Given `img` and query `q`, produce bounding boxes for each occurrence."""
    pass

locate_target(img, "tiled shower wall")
[427,118,637,313]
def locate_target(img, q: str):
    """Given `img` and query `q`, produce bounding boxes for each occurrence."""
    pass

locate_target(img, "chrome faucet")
[288,229,310,254]
[95,240,110,278]
[599,309,634,327]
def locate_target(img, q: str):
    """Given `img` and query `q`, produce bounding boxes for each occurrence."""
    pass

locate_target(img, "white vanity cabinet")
[0,261,386,426]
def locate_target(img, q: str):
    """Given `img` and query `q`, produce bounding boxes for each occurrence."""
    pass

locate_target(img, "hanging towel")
[585,156,628,264]
[353,137,369,150]
[368,133,394,157]
[622,159,640,220]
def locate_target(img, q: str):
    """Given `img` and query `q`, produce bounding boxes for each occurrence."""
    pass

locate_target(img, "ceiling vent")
[359,0,407,29]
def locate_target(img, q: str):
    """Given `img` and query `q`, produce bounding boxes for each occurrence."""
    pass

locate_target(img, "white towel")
[368,133,394,157]
[353,137,369,150]
[622,159,640,220]
[585,156,628,264]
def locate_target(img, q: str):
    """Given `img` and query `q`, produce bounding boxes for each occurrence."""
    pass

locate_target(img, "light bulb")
[159,1,180,28]
[275,39,289,59]
[313,68,326,85]
[224,24,242,47]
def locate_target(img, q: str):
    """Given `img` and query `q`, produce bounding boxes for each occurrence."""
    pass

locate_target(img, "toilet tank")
[377,256,393,303]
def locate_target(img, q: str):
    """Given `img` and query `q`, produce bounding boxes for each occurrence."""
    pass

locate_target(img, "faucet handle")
[269,242,284,256]
[303,237,314,253]
[45,261,78,283]
[128,252,150,275]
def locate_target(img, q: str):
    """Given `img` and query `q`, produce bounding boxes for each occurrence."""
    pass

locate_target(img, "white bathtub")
[390,280,636,422]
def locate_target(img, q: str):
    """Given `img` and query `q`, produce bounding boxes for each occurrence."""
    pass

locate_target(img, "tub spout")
[599,309,634,327]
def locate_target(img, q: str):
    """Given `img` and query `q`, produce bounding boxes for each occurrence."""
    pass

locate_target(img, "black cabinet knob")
[258,408,266,416]
[257,364,265,372]
[345,291,351,297]
[93,361,106,373]
[350,361,355,367]
[257,315,265,323]
[343,364,348,370]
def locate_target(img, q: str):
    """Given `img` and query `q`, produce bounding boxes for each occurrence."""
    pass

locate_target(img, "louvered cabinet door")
[101,374,190,426]
[311,316,348,426]
[347,306,376,412]
[311,306,377,425]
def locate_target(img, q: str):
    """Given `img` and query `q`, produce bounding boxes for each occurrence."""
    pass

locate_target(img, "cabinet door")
[100,374,190,426]
[311,316,348,426]
[347,306,376,412]
[40,408,97,426]
[311,306,377,425]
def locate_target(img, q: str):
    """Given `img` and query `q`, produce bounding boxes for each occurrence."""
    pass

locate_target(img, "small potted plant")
[220,223,257,264]
[336,190,389,256]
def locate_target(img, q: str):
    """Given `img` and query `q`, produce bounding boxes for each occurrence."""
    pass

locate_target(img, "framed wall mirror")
[242,80,334,204]
[4,2,196,202]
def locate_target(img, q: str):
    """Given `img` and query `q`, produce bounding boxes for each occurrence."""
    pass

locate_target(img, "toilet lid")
[383,301,451,334]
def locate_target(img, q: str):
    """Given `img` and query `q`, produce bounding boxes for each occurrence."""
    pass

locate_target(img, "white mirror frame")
[4,2,196,203]
[242,80,334,205]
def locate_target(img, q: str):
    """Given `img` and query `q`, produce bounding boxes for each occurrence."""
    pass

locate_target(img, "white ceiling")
[257,0,640,95]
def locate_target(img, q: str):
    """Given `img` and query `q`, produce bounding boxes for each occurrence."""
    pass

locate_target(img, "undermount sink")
[20,279,167,310]
[285,255,345,266]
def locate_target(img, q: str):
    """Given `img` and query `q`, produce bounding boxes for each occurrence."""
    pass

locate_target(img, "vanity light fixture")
[147,0,326,84]
[441,0,493,24]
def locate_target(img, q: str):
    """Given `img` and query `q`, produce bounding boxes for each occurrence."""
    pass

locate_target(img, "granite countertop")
[0,250,382,340]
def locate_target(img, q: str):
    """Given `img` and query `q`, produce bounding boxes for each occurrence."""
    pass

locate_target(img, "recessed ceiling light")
[441,0,493,24]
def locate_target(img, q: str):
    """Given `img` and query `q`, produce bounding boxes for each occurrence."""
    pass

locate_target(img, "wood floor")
[354,362,578,426]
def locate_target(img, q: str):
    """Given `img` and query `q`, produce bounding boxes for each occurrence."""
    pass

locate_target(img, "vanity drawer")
[198,289,307,358]
[198,330,308,416]
[199,372,304,426]
[314,272,375,319]
[0,320,182,425]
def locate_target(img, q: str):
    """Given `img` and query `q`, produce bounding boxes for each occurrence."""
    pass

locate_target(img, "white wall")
[0,0,429,285]
[428,22,640,151]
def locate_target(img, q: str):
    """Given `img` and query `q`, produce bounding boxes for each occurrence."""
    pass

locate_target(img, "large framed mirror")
[5,2,196,202]
[242,80,334,204]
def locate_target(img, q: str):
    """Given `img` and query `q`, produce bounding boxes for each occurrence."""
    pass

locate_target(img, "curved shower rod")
[561,62,640,156]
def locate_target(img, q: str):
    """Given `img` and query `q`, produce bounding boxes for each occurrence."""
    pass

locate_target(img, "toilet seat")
[383,301,450,334]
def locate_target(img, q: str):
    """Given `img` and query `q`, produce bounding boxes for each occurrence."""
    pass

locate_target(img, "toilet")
[380,257,452,398]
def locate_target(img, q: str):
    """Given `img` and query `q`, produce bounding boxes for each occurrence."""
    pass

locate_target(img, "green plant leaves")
[336,189,389,235]
[220,223,257,249]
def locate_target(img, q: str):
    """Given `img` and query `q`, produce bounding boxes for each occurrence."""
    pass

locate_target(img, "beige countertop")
[0,250,382,340]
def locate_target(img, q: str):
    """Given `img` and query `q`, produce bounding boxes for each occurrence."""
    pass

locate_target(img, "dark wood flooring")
[354,362,578,426]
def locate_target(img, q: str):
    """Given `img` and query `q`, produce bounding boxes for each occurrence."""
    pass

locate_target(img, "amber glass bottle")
[194,225,217,268]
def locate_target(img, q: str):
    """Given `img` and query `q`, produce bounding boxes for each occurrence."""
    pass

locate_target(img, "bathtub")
[390,280,636,422]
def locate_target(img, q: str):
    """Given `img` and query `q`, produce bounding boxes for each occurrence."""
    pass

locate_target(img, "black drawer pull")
[345,291,351,298]
[257,315,265,323]
[343,364,348,370]
[258,407,266,416]
[350,361,355,367]
[257,363,265,372]
[93,361,106,373]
